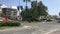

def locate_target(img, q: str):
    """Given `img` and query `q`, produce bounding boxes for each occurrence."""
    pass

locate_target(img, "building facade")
[2,8,17,20]
[0,4,22,20]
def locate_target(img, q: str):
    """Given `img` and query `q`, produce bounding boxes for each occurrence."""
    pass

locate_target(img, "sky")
[0,0,60,16]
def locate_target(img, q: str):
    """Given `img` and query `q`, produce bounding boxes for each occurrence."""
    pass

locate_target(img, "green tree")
[23,0,31,9]
[21,1,48,21]
[31,1,37,8]
[17,6,23,10]
[37,1,48,16]
[23,0,31,6]
[31,1,39,18]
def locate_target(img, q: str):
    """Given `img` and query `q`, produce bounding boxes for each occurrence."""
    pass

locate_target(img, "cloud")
[11,6,17,9]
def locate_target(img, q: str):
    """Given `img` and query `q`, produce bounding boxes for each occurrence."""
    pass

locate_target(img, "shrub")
[0,21,21,26]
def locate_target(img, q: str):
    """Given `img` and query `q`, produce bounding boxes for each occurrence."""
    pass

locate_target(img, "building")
[0,4,22,20]
[2,8,17,20]
[0,4,7,17]
[0,3,18,20]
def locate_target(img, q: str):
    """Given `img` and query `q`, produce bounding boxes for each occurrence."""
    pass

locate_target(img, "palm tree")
[17,6,23,10]
[23,0,31,9]
[31,1,37,8]
[19,0,20,10]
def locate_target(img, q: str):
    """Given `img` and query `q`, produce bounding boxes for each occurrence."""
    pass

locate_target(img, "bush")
[0,21,21,26]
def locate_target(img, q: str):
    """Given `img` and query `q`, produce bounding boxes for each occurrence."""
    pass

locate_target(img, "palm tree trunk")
[26,0,27,9]
[19,0,20,10]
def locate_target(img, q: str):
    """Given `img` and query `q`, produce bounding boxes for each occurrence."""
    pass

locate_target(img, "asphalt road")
[49,30,60,34]
[0,21,60,34]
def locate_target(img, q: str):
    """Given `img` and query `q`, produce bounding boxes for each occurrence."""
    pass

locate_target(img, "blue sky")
[0,0,60,15]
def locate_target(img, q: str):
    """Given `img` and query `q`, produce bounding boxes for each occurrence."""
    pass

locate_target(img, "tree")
[31,1,39,18]
[23,0,31,15]
[21,1,48,21]
[23,0,31,9]
[17,6,23,10]
[23,0,31,5]
[37,1,48,16]
[31,1,37,8]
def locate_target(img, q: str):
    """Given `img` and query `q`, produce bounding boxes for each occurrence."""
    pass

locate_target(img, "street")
[0,21,60,34]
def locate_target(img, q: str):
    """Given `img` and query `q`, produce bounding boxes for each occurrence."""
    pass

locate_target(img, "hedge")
[0,21,21,26]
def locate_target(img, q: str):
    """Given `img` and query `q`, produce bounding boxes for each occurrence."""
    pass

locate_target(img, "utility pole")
[19,0,20,13]
[18,0,22,20]
[17,0,20,20]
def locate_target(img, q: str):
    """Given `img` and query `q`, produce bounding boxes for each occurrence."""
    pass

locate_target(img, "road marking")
[32,28,59,34]
[22,26,31,28]
[32,33,35,34]
[44,28,59,34]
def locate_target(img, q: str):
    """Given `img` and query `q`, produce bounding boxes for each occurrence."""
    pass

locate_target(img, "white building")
[0,4,7,17]
[0,4,22,20]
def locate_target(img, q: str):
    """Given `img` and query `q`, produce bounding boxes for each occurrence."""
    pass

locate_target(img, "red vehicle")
[2,17,9,21]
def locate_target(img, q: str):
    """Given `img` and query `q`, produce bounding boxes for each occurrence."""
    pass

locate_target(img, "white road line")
[22,26,31,28]
[44,28,59,34]
[32,28,59,34]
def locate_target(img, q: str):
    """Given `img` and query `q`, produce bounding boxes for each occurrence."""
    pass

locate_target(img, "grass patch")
[0,26,16,30]
[20,21,43,26]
